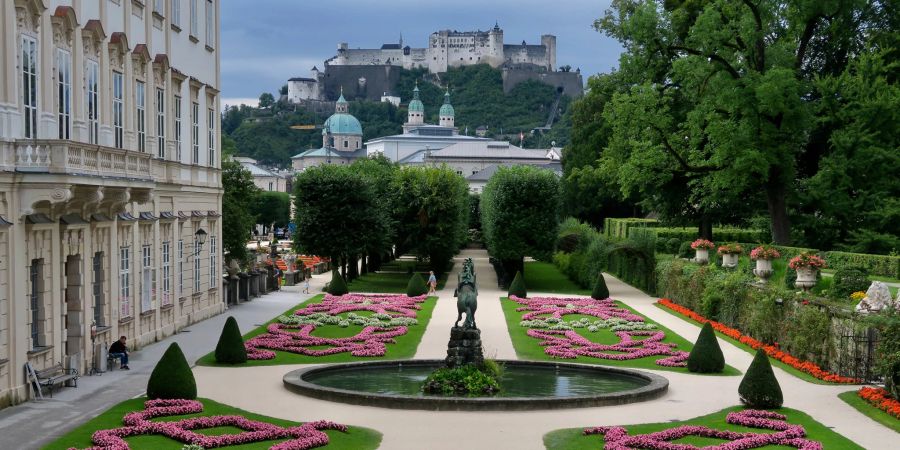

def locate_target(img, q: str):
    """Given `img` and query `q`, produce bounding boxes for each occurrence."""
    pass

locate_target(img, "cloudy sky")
[220,0,622,108]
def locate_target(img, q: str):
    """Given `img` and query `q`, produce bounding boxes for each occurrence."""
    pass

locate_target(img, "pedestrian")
[108,335,130,370]
[303,276,310,294]
[427,271,437,295]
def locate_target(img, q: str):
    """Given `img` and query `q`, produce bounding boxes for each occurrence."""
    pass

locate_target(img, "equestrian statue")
[454,258,478,329]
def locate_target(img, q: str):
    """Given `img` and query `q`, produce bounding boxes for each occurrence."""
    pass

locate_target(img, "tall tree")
[221,160,259,263]
[350,155,397,273]
[258,92,275,109]
[251,192,291,229]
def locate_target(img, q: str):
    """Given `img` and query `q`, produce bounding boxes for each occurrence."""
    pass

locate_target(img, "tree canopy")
[221,159,259,262]
[251,191,291,229]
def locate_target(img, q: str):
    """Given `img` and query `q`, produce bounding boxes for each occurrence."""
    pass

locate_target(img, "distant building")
[291,92,367,171]
[233,157,289,193]
[467,162,562,193]
[380,92,401,107]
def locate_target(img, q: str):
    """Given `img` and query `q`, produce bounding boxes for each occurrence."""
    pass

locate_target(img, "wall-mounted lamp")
[194,228,207,255]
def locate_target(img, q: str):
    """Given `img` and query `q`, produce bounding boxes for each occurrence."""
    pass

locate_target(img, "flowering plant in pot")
[750,245,780,282]
[690,239,715,264]
[717,243,743,268]
[789,252,827,290]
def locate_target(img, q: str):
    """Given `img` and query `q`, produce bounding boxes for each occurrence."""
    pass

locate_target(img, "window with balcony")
[156,88,165,158]
[136,81,146,152]
[113,71,124,148]
[87,60,100,144]
[57,49,72,139]
[22,36,38,139]
[192,101,199,164]
[174,95,182,160]
[119,246,131,318]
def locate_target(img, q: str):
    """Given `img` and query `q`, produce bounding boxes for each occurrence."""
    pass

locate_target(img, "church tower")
[439,89,455,128]
[404,82,425,132]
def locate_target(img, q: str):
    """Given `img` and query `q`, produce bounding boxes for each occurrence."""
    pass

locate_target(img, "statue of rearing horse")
[454,258,478,329]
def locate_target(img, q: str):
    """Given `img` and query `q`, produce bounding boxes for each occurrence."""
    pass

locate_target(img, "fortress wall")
[501,69,584,98]
[322,65,403,101]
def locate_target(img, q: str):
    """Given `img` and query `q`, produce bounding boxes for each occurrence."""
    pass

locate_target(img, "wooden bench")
[26,362,78,398]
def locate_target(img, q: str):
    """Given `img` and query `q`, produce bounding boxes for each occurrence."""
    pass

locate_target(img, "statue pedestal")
[445,327,484,368]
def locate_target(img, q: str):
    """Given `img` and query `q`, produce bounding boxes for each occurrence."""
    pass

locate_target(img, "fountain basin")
[283,359,668,411]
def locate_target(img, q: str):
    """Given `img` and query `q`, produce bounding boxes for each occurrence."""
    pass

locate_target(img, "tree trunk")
[361,254,368,275]
[698,217,713,240]
[349,255,359,280]
[766,172,792,245]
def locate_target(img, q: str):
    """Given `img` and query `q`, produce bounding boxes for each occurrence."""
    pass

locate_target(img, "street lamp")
[194,228,207,255]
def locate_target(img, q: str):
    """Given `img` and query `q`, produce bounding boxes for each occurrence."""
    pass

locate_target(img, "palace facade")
[0,0,223,407]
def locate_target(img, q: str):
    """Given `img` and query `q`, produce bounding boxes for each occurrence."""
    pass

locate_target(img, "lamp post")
[193,228,207,256]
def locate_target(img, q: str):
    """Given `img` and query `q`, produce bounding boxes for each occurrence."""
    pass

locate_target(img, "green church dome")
[439,90,454,117]
[324,112,363,135]
[408,84,424,113]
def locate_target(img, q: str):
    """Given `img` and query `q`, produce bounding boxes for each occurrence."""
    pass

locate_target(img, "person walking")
[427,271,437,295]
[108,335,130,370]
[303,276,310,294]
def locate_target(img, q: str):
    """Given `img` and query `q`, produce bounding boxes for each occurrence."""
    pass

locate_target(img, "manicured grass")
[346,270,448,293]
[543,406,861,449]
[500,296,740,375]
[524,261,591,295]
[654,303,837,385]
[196,294,438,366]
[838,390,900,434]
[43,397,382,450]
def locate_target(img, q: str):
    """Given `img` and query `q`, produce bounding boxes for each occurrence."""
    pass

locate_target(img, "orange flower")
[858,387,900,420]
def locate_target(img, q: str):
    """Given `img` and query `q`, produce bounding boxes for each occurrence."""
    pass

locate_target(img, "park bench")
[25,362,78,398]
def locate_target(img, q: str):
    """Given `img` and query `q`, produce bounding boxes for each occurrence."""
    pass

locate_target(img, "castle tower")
[488,22,505,67]
[439,89,455,128]
[406,82,425,127]
[541,34,557,70]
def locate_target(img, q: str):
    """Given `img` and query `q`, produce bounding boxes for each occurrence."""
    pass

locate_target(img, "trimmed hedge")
[214,316,247,364]
[630,227,766,253]
[592,273,610,300]
[826,251,899,279]
[687,323,725,373]
[508,271,527,298]
[147,343,197,400]
[739,348,783,408]
[327,270,348,295]
[406,272,428,296]
[831,267,870,299]
[604,218,659,240]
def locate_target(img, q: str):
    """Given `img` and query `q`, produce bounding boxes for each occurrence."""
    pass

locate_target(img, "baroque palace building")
[0,0,223,407]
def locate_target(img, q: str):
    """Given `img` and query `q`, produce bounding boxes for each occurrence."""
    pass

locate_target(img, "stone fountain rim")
[282,359,669,411]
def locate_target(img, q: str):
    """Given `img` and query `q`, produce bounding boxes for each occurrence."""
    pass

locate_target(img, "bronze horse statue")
[454,258,478,329]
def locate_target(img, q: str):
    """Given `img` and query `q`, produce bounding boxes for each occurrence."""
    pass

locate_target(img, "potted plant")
[717,243,743,268]
[750,245,781,282]
[788,252,827,290]
[691,239,715,264]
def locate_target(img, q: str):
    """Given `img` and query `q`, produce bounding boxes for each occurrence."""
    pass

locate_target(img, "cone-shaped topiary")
[738,348,783,408]
[686,322,725,373]
[592,273,610,300]
[407,272,428,297]
[214,316,247,364]
[327,270,348,295]
[147,343,197,400]
[508,271,527,298]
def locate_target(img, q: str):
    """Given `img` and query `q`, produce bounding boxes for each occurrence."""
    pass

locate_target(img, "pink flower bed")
[584,409,823,450]
[509,295,688,367]
[73,399,347,450]
[246,293,427,360]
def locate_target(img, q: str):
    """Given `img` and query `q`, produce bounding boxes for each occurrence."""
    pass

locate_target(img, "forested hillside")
[222,64,574,167]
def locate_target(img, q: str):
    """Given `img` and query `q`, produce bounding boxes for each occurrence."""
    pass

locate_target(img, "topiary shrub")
[147,343,197,400]
[686,323,725,373]
[508,271,527,298]
[407,272,428,296]
[666,238,682,254]
[831,267,870,299]
[677,241,693,259]
[738,348,783,408]
[592,273,610,300]
[327,270,348,295]
[214,316,247,364]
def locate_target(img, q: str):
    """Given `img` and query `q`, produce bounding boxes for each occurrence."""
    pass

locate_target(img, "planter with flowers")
[691,239,715,264]
[789,252,827,290]
[717,243,743,268]
[750,245,781,282]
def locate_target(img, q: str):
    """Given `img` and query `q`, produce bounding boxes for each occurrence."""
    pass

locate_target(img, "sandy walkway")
[195,250,898,449]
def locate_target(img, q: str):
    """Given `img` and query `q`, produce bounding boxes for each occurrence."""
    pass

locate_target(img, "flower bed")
[583,409,823,450]
[74,399,346,450]
[509,295,689,367]
[858,386,900,419]
[657,298,860,383]
[245,293,428,360]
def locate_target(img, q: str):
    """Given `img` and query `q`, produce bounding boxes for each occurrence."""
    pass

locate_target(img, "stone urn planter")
[753,258,774,282]
[722,253,740,268]
[694,249,709,264]
[794,267,818,290]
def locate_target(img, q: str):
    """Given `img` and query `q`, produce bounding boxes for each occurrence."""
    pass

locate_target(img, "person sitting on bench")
[108,336,130,370]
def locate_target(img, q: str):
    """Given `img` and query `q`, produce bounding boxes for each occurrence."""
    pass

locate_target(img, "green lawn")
[196,294,438,366]
[501,296,740,375]
[43,397,382,450]
[838,390,900,434]
[524,261,592,295]
[654,303,842,385]
[346,270,448,293]
[543,406,861,449]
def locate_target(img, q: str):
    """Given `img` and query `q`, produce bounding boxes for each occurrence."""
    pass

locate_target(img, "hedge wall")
[825,251,900,279]
[604,218,659,240]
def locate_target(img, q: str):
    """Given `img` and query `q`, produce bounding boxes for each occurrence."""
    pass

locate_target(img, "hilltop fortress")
[288,24,582,104]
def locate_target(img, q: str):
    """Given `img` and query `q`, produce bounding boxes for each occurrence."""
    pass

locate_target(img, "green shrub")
[604,218,659,240]
[422,364,501,396]
[327,270,348,295]
[406,272,428,296]
[666,238,681,254]
[214,316,247,364]
[831,267,870,299]
[745,291,786,344]
[508,271,527,298]
[825,251,900,278]
[592,273,610,299]
[782,305,833,367]
[677,241,693,258]
[738,348,783,408]
[687,323,725,373]
[147,343,197,400]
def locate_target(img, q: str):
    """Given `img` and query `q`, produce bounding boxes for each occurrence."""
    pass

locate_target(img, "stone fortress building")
[287,24,583,104]
[0,0,223,407]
